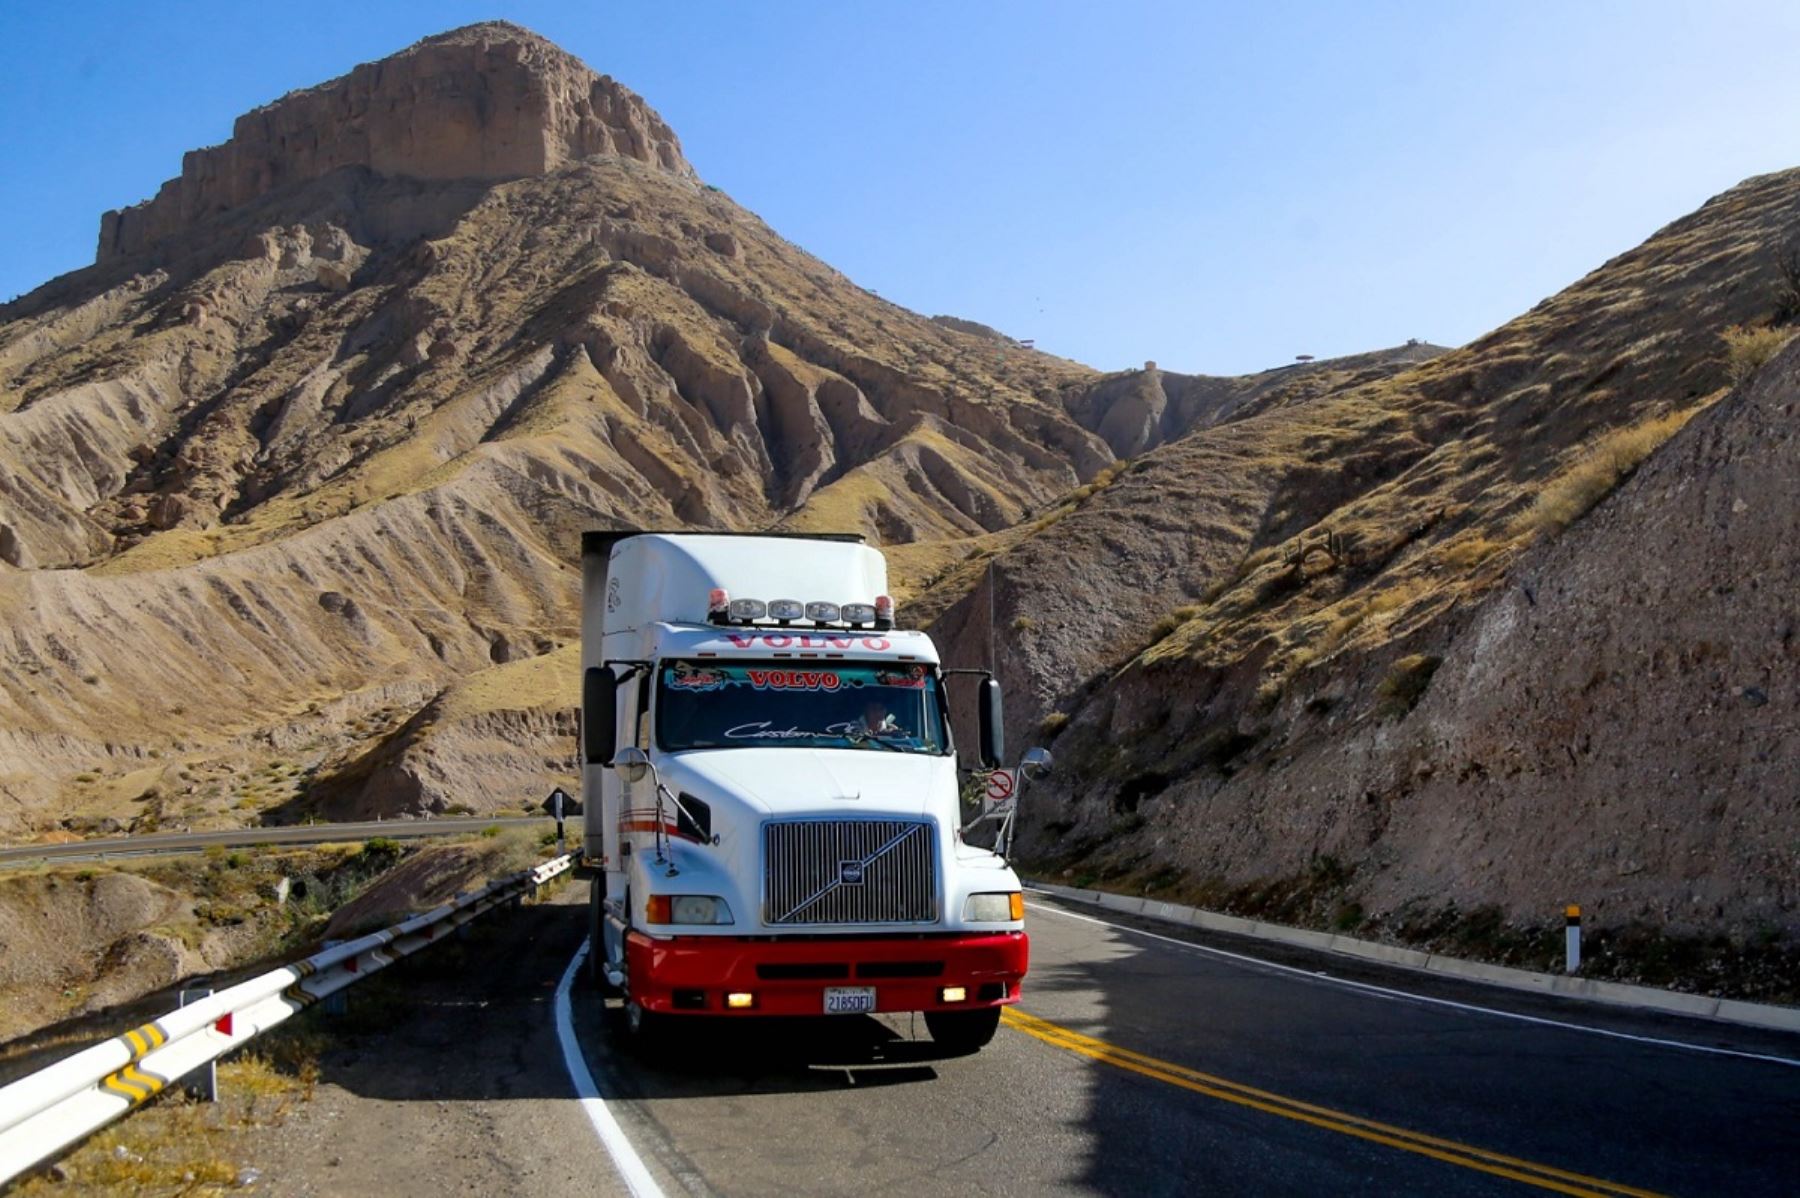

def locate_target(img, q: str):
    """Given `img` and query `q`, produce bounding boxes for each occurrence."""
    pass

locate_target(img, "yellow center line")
[1001,1007,1668,1198]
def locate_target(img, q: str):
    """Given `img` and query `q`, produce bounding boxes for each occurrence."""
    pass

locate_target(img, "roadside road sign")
[542,788,582,818]
[983,768,1017,815]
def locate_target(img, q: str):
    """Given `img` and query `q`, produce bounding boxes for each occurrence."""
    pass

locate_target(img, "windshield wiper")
[845,730,919,753]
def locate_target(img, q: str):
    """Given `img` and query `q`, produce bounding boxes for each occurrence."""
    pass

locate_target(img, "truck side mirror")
[1021,747,1053,780]
[611,746,651,784]
[978,677,1005,769]
[583,666,617,764]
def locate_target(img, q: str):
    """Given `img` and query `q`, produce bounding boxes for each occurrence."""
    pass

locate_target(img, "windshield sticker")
[725,720,895,740]
[666,663,730,691]
[747,669,843,691]
[725,722,823,740]
[660,659,946,755]
[875,666,927,689]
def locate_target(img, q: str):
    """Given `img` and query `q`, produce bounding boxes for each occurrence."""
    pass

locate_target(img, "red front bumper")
[625,929,1029,1016]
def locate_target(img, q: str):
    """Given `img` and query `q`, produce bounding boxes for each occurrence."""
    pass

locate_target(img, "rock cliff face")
[97,22,692,262]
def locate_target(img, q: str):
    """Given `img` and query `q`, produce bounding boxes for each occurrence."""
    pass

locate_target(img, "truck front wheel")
[925,1008,1001,1054]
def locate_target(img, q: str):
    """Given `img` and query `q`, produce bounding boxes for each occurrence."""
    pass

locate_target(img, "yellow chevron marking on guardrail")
[124,1064,165,1095]
[120,1022,165,1058]
[1001,1007,1666,1198]
[99,1062,165,1105]
[101,1023,174,1106]
[100,1073,147,1102]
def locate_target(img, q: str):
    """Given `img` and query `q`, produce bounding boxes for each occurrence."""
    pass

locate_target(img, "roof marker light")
[708,588,729,624]
[874,595,895,631]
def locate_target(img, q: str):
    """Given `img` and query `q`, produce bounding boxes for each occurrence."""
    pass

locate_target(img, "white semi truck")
[578,530,1040,1052]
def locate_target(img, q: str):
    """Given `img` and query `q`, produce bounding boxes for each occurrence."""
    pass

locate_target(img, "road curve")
[563,893,1800,1197]
[0,816,555,869]
[197,887,1798,1195]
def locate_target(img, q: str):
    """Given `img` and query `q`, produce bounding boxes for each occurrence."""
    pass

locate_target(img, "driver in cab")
[851,697,900,737]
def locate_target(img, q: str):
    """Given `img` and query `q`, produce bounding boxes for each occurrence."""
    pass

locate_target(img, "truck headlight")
[645,895,735,925]
[964,892,1024,922]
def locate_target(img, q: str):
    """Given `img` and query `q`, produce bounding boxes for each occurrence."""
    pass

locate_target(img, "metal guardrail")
[0,816,556,870]
[0,851,575,1185]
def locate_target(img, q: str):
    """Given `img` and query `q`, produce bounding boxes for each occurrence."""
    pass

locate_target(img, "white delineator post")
[1565,904,1582,974]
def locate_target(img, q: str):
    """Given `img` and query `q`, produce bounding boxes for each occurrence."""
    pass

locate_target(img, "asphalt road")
[562,894,1799,1197]
[241,889,627,1198]
[0,817,555,869]
[182,887,1799,1196]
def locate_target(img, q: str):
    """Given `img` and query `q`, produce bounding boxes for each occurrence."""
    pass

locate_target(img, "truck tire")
[925,1008,1001,1054]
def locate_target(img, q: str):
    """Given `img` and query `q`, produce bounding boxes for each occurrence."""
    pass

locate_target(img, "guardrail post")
[1564,905,1582,973]
[321,942,349,1015]
[178,990,217,1101]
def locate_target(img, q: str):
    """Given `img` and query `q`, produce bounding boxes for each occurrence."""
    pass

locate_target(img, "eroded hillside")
[0,23,1124,835]
[956,169,1800,946]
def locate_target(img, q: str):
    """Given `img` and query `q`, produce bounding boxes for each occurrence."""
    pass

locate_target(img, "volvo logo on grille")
[838,860,866,886]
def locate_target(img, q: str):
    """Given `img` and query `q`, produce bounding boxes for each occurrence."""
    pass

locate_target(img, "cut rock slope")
[975,170,1800,945]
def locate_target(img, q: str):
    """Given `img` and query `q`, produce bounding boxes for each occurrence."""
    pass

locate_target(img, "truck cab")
[579,531,1030,1053]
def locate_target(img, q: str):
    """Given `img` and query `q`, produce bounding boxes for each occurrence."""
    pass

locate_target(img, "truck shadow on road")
[582,998,954,1099]
[284,896,967,1107]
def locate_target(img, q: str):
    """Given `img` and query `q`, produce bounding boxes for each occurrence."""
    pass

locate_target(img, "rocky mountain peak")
[96,21,692,263]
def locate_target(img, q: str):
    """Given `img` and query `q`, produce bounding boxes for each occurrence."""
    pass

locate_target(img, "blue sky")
[4,1,1799,374]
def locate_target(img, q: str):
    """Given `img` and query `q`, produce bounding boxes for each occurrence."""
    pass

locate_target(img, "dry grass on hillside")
[1516,406,1705,535]
[1722,323,1796,382]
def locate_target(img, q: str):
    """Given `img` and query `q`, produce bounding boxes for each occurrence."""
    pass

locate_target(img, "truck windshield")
[656,660,950,754]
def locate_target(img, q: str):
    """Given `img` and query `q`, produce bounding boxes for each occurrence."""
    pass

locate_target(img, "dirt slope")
[1025,337,1799,947]
[987,170,1800,941]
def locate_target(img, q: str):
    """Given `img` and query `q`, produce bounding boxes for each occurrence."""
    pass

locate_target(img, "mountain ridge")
[97,21,692,264]
[3,24,1794,974]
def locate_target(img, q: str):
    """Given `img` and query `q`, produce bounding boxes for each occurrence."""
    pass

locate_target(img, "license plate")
[823,986,876,1014]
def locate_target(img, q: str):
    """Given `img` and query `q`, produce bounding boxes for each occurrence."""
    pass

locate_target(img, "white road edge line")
[1025,899,1800,1069]
[555,942,669,1198]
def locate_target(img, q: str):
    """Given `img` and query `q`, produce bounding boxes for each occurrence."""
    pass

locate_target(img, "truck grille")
[763,818,937,926]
